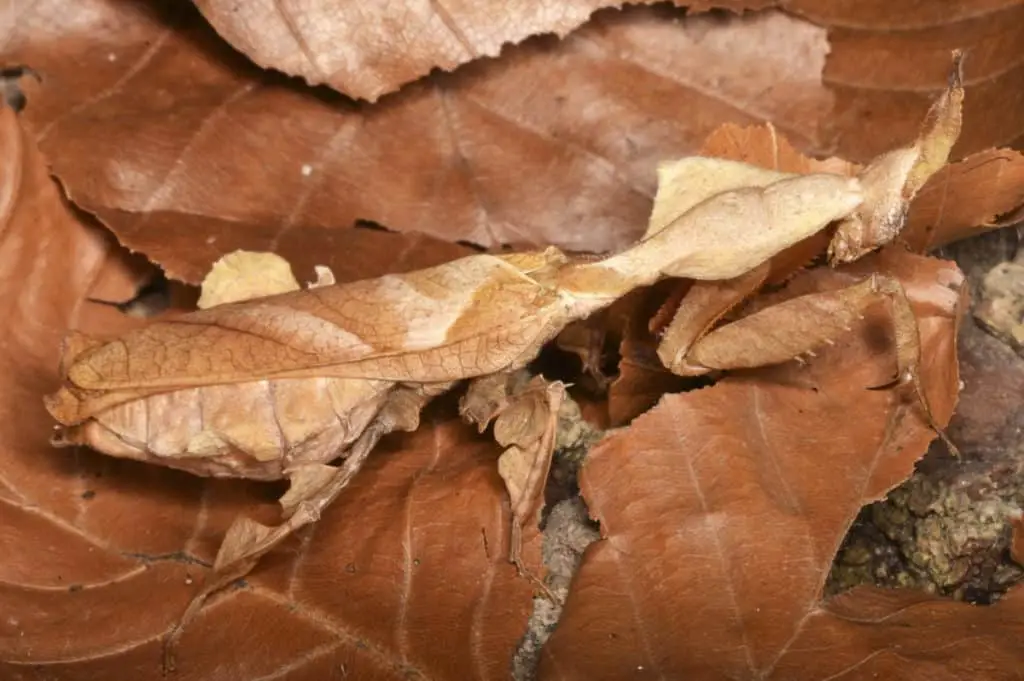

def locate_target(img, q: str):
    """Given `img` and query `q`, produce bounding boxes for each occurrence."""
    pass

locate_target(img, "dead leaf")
[602,282,694,426]
[3,410,542,680]
[539,250,992,678]
[794,0,1024,161]
[904,149,1024,252]
[0,101,542,678]
[5,3,837,282]
[192,0,651,102]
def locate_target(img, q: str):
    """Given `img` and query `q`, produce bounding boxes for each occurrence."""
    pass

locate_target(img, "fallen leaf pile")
[2,1,1024,680]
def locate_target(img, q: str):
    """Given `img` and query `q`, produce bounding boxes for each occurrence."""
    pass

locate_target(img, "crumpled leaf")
[539,250,1004,679]
[5,2,837,281]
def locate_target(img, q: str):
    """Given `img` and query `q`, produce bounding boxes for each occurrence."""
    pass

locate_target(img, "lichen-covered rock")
[829,232,1024,603]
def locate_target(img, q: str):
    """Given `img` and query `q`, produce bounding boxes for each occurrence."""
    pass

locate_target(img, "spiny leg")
[657,262,770,376]
[660,273,959,456]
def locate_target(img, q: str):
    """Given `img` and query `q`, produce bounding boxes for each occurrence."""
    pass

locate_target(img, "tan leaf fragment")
[197,250,300,309]
[461,371,567,562]
[277,462,338,517]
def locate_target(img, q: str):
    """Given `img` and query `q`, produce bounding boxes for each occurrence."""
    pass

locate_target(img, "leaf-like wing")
[49,250,571,423]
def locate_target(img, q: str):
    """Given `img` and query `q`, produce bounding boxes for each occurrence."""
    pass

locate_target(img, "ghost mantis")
[45,52,964,672]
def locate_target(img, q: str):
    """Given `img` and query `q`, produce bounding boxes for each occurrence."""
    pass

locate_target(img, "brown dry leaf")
[4,411,542,680]
[796,0,1024,161]
[904,149,1024,252]
[192,0,655,102]
[537,250,1018,679]
[0,106,540,678]
[4,2,838,282]
[602,282,693,426]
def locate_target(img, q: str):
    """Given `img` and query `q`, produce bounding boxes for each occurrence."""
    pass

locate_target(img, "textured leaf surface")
[905,149,1024,252]
[537,250,1024,679]
[3,2,835,282]
[192,0,647,102]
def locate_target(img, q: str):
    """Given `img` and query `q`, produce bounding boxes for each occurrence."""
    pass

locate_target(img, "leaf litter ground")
[2,2,1024,680]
